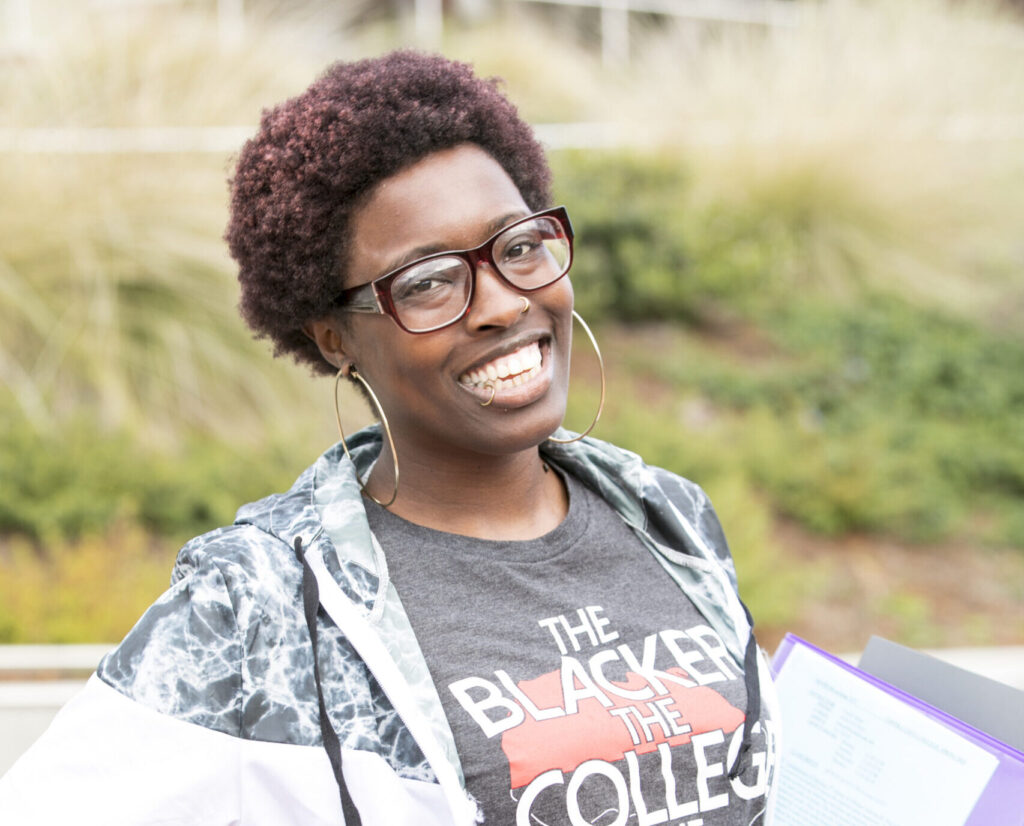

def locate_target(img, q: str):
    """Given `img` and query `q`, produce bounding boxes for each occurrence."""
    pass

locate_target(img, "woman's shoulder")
[170,445,345,587]
[171,521,300,593]
[94,459,331,736]
[94,522,306,730]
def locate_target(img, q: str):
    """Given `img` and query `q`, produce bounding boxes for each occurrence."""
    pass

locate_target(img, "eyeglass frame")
[333,206,574,334]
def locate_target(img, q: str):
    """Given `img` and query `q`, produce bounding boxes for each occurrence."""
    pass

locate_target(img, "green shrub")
[0,409,302,545]
[0,4,327,442]
[586,290,1024,549]
[552,151,692,322]
[699,471,814,631]
[0,527,173,644]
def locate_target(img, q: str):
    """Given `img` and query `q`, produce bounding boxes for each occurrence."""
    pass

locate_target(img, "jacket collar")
[235,425,746,658]
[233,433,385,613]
[232,426,652,614]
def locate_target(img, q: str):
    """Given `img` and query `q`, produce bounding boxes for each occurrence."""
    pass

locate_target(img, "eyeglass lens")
[389,214,570,332]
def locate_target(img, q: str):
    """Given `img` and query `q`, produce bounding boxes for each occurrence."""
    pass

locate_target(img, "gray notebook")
[858,636,1024,752]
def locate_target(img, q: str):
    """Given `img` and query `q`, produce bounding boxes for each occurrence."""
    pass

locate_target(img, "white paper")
[772,644,998,826]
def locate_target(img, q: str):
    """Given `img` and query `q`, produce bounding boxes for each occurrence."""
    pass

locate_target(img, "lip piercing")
[480,382,497,407]
[519,296,530,314]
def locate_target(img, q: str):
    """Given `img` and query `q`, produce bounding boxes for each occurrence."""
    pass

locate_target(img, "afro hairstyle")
[226,50,553,375]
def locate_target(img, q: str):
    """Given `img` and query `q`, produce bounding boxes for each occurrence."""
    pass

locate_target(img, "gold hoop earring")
[548,310,606,445]
[334,368,399,507]
[519,296,530,314]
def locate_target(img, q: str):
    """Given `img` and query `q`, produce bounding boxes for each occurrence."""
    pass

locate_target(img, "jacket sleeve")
[0,544,250,825]
[98,543,246,735]
[0,524,468,826]
[0,673,246,825]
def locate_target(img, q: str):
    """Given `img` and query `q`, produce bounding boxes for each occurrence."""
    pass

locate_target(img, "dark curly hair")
[226,51,553,375]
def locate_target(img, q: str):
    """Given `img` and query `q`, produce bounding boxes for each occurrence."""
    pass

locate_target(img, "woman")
[0,52,777,824]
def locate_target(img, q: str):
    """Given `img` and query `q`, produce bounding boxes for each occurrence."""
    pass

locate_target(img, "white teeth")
[459,341,544,389]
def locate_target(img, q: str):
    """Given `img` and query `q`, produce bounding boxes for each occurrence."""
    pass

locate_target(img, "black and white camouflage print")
[98,425,765,794]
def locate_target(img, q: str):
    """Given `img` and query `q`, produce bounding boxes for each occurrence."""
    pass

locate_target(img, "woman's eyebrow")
[380,210,531,275]
[485,210,529,235]
[382,244,448,274]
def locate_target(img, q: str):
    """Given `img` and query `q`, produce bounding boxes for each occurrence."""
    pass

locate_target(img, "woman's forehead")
[346,145,530,278]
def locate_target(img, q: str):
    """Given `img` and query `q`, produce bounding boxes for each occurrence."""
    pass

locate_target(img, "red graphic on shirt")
[501,666,744,789]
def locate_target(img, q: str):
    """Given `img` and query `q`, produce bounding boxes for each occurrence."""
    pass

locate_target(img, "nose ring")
[519,296,530,314]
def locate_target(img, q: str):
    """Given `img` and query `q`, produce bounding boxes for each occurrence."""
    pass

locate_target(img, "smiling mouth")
[458,340,543,393]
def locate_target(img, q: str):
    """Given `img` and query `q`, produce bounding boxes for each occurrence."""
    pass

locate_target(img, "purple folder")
[772,634,1024,825]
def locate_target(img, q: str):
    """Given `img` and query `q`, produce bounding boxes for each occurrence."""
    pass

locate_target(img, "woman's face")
[329,144,574,461]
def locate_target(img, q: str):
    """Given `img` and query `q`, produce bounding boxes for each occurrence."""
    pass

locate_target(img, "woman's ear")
[303,318,353,374]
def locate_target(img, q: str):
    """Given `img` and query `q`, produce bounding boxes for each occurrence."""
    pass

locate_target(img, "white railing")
[0,126,256,154]
[0,643,112,677]
[1,0,248,52]
[1,0,451,53]
[3,0,795,64]
[2,117,1023,157]
[518,0,801,65]
[0,645,113,776]
[0,123,628,154]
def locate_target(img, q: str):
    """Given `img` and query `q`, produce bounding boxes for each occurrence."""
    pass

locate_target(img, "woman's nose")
[464,263,525,331]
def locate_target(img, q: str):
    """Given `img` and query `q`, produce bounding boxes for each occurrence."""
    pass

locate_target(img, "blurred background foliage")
[1,0,1022,646]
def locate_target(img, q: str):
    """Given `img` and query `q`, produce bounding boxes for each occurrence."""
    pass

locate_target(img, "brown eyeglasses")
[334,206,574,334]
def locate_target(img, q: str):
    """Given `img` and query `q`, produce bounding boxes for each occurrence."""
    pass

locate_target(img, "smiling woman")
[0,52,779,825]
[307,145,576,534]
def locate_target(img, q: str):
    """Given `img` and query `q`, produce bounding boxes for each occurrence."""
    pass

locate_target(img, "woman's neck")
[364,443,568,541]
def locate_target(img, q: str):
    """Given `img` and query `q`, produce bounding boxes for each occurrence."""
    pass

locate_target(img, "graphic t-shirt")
[365,470,776,825]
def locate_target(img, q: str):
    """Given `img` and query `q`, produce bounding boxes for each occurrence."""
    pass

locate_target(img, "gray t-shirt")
[365,470,772,825]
